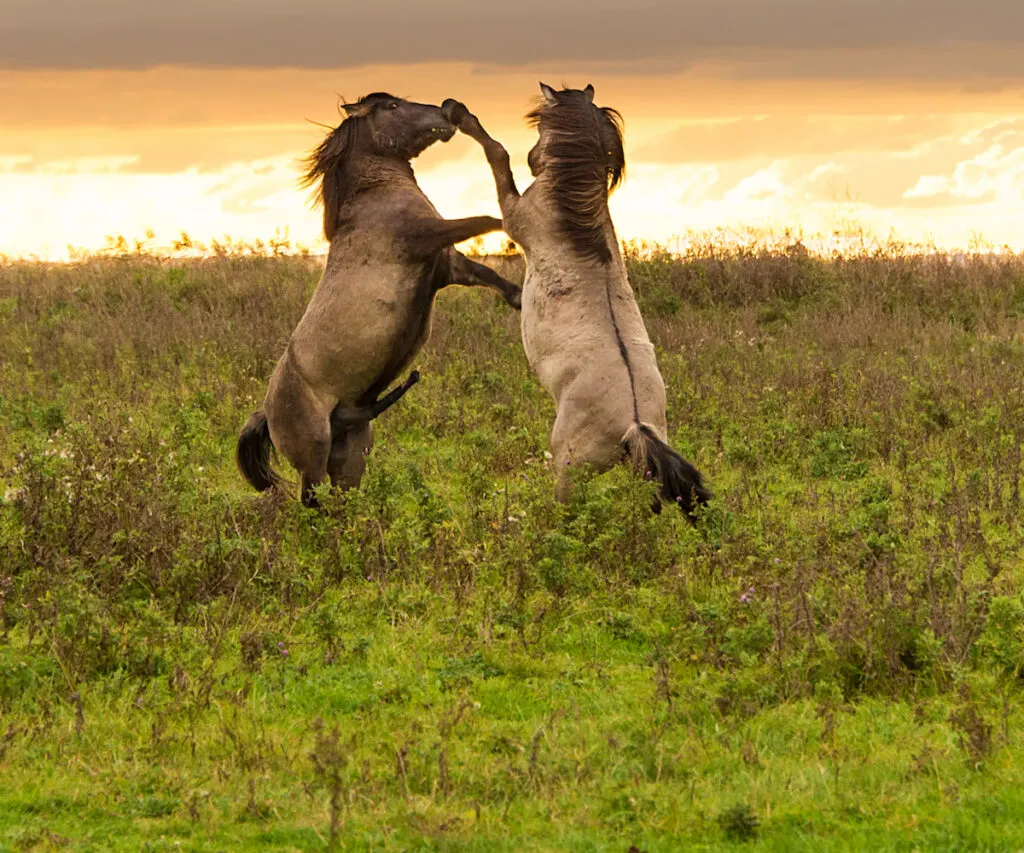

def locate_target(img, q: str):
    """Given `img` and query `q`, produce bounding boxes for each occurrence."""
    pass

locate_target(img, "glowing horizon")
[3,59,1024,260]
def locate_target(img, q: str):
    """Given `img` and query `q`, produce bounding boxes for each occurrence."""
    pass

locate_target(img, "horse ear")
[583,84,595,103]
[341,100,373,118]
[539,82,558,106]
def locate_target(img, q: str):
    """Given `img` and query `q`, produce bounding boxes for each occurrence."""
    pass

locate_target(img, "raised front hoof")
[441,99,470,125]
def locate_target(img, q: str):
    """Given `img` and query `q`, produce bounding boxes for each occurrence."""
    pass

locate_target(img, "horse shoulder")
[353,187,437,229]
[503,185,546,248]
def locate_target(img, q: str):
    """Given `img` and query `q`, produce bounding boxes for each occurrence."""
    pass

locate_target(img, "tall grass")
[1,242,1023,850]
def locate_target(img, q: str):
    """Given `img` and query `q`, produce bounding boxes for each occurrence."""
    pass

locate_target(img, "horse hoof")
[441,99,469,125]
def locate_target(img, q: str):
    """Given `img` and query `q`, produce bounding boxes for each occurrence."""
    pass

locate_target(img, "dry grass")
[1,241,1023,850]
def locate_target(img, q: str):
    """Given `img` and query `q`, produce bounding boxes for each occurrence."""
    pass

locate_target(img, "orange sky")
[3,56,1023,258]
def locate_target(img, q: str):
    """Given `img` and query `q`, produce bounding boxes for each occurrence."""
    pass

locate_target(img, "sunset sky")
[2,0,1023,259]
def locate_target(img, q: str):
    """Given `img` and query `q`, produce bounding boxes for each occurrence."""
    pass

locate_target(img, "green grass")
[1,243,1024,850]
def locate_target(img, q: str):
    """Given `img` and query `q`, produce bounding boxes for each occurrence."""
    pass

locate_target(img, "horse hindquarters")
[548,401,629,502]
[622,423,710,522]
[264,352,333,507]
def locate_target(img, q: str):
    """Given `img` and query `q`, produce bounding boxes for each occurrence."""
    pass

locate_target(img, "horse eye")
[387,101,399,110]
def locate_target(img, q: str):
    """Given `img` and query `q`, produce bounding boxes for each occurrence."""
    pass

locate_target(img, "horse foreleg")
[447,252,521,309]
[406,215,503,257]
[442,100,521,214]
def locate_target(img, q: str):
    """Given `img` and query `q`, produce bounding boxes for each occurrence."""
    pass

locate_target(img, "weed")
[718,802,760,841]
[1,246,1024,850]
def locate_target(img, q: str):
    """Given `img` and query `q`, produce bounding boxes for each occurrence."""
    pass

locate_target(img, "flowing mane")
[526,89,625,263]
[300,92,398,240]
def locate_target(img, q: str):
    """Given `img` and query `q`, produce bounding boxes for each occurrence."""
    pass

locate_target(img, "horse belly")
[291,279,429,404]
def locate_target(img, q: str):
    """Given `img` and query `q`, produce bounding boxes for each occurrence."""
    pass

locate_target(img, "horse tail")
[330,370,421,432]
[236,409,282,492]
[622,422,710,522]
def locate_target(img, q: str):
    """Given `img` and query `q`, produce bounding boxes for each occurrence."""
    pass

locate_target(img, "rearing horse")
[237,92,522,506]
[444,85,710,518]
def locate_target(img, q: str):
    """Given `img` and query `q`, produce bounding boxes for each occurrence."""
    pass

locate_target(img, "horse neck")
[533,170,619,265]
[347,153,417,193]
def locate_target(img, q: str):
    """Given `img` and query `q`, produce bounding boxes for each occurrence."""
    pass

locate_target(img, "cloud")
[724,166,791,203]
[903,144,1024,206]
[0,128,488,187]
[718,43,1024,85]
[2,127,320,175]
[0,155,32,172]
[2,0,1023,83]
[628,114,1024,213]
[636,114,960,164]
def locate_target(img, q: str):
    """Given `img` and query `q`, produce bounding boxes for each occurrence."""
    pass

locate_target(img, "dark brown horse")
[443,85,710,519]
[237,92,521,506]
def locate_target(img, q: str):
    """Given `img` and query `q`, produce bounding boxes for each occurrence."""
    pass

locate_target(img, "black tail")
[236,409,282,492]
[330,370,421,432]
[624,423,711,522]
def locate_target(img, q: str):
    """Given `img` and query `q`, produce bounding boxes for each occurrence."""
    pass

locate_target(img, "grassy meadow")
[1,241,1024,851]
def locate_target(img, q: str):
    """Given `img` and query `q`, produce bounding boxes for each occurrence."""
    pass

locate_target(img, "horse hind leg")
[549,409,619,503]
[264,358,332,508]
[327,421,373,491]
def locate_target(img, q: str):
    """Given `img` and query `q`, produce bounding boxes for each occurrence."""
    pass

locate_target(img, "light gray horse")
[237,92,522,506]
[443,85,710,518]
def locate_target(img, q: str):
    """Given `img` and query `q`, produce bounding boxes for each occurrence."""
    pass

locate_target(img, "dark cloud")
[720,44,1024,85]
[2,0,1023,78]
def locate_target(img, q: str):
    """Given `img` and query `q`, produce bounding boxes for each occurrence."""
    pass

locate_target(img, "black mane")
[300,93,401,241]
[526,88,625,264]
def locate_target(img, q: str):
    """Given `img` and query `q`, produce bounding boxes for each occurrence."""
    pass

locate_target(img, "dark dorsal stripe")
[604,276,642,428]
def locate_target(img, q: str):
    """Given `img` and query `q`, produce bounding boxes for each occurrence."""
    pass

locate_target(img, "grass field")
[2,242,1024,851]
